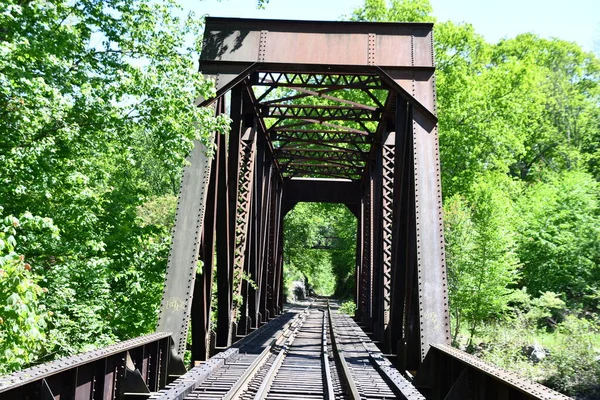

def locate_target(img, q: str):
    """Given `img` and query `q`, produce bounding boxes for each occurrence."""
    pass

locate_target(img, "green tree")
[444,174,521,344]
[349,0,433,22]
[516,171,600,305]
[284,203,356,297]
[0,0,229,367]
[0,208,58,373]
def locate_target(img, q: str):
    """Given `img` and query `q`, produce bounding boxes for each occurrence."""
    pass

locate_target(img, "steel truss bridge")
[0,18,570,400]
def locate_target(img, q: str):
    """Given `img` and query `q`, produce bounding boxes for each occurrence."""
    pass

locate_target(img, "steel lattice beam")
[271,130,372,144]
[262,104,380,121]
[254,72,383,89]
[381,134,395,341]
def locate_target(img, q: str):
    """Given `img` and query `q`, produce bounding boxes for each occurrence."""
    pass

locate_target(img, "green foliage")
[349,0,433,22]
[469,314,600,398]
[0,0,229,370]
[0,208,58,373]
[339,301,357,317]
[543,315,600,397]
[350,0,599,366]
[516,171,600,304]
[509,289,567,329]
[284,203,356,298]
[444,174,521,343]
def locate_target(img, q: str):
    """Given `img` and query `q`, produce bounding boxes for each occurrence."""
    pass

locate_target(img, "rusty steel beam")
[272,119,371,135]
[192,99,225,362]
[275,140,367,153]
[200,18,435,69]
[275,147,366,156]
[231,125,257,335]
[271,130,371,143]
[254,72,383,89]
[372,146,384,343]
[360,167,374,328]
[156,133,215,356]
[265,173,279,317]
[381,131,395,351]
[243,83,285,183]
[261,86,379,111]
[389,98,410,362]
[262,104,380,122]
[283,178,361,205]
[0,334,184,400]
[415,344,572,400]
[286,169,361,180]
[412,107,450,360]
[277,154,365,169]
[354,201,364,321]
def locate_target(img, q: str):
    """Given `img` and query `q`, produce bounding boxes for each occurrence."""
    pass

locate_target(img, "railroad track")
[154,300,423,400]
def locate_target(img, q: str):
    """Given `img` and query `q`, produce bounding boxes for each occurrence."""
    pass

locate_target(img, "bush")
[543,316,600,397]
[0,209,58,373]
[339,301,357,317]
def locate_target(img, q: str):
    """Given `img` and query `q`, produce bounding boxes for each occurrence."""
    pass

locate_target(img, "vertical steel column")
[361,168,374,328]
[372,145,384,342]
[245,166,259,331]
[381,131,395,352]
[259,216,270,323]
[273,182,285,314]
[265,167,278,318]
[357,196,366,321]
[191,99,225,361]
[215,88,241,348]
[236,209,253,338]
[390,99,422,370]
[412,105,450,359]
[354,201,363,321]
[156,127,216,357]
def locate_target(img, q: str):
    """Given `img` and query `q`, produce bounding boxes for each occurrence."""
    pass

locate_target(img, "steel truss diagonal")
[232,133,257,315]
[382,140,394,331]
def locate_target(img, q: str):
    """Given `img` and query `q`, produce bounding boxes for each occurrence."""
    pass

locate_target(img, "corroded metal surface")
[0,333,183,399]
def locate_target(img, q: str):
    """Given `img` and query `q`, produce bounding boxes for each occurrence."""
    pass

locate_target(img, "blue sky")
[180,0,599,52]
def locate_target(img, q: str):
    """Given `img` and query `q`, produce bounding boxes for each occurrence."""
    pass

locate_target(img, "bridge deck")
[0,300,571,400]
[151,300,422,400]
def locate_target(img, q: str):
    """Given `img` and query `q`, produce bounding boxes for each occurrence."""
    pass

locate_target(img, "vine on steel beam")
[192,97,226,361]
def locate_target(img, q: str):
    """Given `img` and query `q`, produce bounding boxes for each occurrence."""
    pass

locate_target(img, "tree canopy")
[0,0,229,372]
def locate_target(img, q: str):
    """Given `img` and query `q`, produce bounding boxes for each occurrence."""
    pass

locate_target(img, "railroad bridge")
[1,18,570,400]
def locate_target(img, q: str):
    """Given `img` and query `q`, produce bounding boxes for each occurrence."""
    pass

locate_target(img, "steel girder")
[155,127,216,357]
[161,14,449,377]
[0,334,185,400]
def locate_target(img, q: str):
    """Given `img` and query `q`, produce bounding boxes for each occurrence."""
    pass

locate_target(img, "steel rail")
[222,304,311,400]
[321,309,336,400]
[327,302,362,400]
[149,310,302,400]
[361,341,426,400]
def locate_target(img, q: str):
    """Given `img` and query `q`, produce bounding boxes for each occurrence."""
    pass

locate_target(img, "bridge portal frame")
[156,17,449,372]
